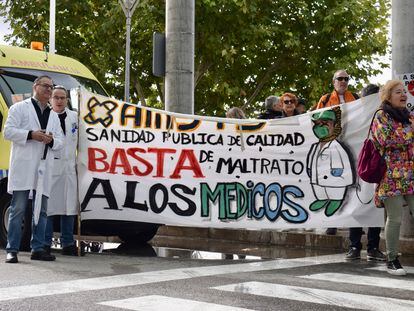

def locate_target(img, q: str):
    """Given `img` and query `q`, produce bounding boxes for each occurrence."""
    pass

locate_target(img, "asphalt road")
[0,244,413,311]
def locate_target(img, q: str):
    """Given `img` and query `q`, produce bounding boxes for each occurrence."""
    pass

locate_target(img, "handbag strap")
[367,109,383,139]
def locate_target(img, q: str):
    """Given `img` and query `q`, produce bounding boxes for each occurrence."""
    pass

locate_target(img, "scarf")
[381,101,411,125]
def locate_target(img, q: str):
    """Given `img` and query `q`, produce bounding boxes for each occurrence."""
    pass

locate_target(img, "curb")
[155,226,414,256]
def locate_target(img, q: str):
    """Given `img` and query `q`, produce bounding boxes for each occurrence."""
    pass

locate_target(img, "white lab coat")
[4,98,63,197]
[47,108,78,216]
[307,139,354,187]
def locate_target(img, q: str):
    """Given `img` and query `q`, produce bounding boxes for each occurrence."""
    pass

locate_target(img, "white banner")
[78,90,384,229]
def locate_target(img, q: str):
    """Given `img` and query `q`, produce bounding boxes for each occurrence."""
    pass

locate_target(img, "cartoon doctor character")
[306,108,355,216]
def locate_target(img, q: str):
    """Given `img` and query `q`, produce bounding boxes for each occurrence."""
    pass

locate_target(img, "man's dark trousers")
[349,227,381,250]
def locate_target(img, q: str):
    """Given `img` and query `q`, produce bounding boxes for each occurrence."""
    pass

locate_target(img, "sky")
[0,18,10,45]
[0,15,392,85]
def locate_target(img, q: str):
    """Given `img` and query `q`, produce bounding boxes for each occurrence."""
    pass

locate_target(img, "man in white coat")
[45,86,82,256]
[4,75,63,263]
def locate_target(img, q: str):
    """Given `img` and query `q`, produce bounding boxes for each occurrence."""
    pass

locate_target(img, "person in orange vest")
[312,69,359,111]
[312,69,359,235]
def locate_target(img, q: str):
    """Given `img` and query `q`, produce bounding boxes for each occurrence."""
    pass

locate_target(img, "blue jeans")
[6,190,48,253]
[45,215,75,248]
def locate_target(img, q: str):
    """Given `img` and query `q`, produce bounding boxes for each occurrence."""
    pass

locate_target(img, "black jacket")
[257,109,283,119]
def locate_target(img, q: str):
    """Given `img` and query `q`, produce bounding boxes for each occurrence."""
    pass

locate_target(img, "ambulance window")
[0,71,34,107]
[0,68,107,107]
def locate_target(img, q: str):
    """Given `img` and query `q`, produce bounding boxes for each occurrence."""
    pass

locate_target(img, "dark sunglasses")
[335,76,349,82]
[283,99,295,104]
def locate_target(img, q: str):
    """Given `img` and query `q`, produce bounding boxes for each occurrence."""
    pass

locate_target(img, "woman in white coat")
[45,86,81,256]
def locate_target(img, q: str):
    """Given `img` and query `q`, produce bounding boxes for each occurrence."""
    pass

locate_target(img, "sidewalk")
[154,226,414,256]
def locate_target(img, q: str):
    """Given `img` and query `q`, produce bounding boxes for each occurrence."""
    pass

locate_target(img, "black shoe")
[345,247,361,261]
[367,248,386,262]
[387,257,406,276]
[325,228,337,235]
[31,250,56,261]
[44,245,51,255]
[5,252,18,263]
[62,244,85,256]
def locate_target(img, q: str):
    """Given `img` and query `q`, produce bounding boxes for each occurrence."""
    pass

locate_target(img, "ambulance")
[0,44,159,250]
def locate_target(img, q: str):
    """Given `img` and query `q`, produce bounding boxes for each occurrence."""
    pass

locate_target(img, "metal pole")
[49,0,56,54]
[165,0,195,114]
[125,11,131,102]
[392,0,414,237]
[119,0,139,103]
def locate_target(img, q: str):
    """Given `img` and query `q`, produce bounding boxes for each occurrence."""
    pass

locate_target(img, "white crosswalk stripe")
[299,272,414,291]
[1,253,413,310]
[96,264,414,310]
[98,295,255,311]
[212,281,414,311]
[0,254,345,302]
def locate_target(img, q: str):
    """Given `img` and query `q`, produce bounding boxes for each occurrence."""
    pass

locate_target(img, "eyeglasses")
[335,76,349,82]
[37,83,54,90]
[283,99,295,104]
[52,96,67,100]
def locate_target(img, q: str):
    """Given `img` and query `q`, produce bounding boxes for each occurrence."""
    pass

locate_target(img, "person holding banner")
[296,98,307,114]
[371,80,414,276]
[280,93,300,118]
[345,83,385,262]
[226,107,246,119]
[313,69,359,235]
[258,95,282,119]
[3,76,63,263]
[314,69,359,110]
[44,86,82,256]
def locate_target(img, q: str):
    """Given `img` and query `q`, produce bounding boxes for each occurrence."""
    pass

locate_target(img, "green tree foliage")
[0,0,389,117]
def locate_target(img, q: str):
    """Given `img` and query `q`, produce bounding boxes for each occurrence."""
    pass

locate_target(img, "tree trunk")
[242,63,280,110]
[133,77,147,106]
[194,57,212,88]
[156,80,165,108]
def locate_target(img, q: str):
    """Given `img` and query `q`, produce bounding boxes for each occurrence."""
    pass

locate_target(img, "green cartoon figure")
[306,108,355,216]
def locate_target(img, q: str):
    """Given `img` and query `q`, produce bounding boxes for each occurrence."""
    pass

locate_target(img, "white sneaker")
[387,258,406,276]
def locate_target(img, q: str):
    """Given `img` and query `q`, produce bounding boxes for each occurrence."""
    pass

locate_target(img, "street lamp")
[119,0,139,103]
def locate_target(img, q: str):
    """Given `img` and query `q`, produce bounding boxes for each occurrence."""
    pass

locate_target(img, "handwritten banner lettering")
[78,90,383,229]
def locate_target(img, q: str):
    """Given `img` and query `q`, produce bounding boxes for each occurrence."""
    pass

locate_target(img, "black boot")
[62,244,85,256]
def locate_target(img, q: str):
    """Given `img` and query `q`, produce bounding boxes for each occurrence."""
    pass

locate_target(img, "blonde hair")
[380,80,404,103]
